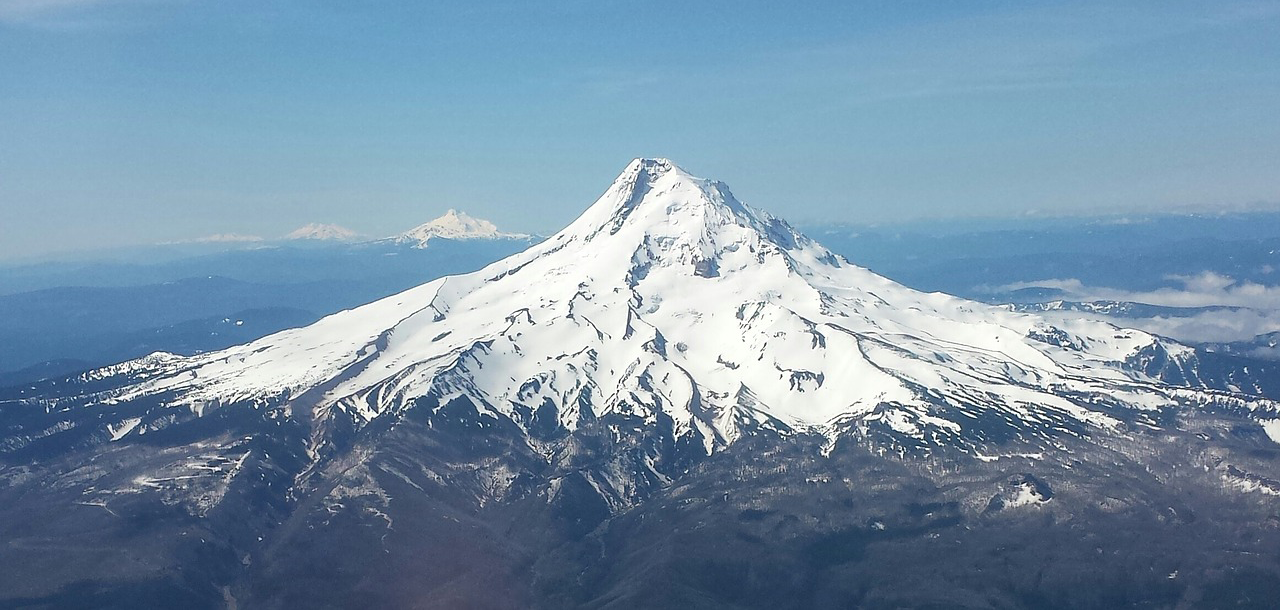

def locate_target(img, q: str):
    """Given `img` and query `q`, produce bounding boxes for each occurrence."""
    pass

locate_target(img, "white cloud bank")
[998,272,1280,344]
[996,271,1280,310]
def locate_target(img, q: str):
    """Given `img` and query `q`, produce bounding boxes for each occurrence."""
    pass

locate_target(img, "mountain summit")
[391,208,523,246]
[284,223,361,241]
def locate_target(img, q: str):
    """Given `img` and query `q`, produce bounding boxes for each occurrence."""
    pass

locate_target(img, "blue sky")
[2,1,1278,260]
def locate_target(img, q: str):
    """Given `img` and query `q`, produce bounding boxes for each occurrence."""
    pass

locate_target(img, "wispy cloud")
[755,2,1280,106]
[1,0,104,19]
[0,0,162,28]
[575,70,667,97]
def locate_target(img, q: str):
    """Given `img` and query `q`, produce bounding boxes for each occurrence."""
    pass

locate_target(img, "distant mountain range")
[0,233,540,378]
[174,210,528,247]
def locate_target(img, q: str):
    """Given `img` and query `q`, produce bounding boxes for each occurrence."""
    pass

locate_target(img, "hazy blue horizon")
[3,1,1279,260]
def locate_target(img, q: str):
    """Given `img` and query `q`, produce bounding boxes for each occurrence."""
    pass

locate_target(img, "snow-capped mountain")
[78,158,1271,453]
[284,223,361,241]
[389,208,525,247]
[4,159,1280,608]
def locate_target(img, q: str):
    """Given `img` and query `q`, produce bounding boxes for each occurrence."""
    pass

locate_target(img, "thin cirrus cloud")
[743,2,1280,106]
[0,0,153,26]
[0,0,101,18]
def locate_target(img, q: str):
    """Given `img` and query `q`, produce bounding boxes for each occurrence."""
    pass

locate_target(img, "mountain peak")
[391,209,524,247]
[627,156,680,179]
[284,223,361,241]
[560,158,763,246]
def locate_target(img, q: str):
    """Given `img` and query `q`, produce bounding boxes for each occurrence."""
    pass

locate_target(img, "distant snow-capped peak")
[391,209,524,246]
[284,223,361,241]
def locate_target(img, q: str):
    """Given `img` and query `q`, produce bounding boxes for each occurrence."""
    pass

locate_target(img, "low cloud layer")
[167,233,264,245]
[996,271,1280,310]
[1037,308,1280,345]
[997,272,1280,345]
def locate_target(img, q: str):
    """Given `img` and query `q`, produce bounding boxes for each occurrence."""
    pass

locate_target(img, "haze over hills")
[0,210,539,378]
[279,210,525,246]
[5,206,1278,378]
[182,210,522,249]
[2,160,1279,608]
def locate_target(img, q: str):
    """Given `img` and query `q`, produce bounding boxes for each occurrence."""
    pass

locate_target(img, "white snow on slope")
[108,417,143,441]
[91,159,1272,453]
[390,209,525,247]
[1004,482,1051,508]
[1262,419,1280,445]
